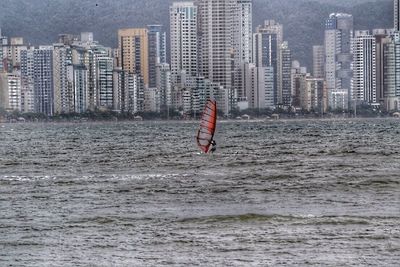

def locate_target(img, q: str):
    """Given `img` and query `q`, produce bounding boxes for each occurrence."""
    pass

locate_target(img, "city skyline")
[0,0,392,69]
[0,0,398,119]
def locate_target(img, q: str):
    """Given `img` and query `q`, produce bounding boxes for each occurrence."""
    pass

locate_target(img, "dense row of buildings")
[0,0,399,117]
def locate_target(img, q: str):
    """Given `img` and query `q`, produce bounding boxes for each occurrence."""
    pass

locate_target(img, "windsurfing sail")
[196,99,217,153]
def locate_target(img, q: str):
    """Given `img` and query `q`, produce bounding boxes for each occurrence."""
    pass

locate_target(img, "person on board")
[210,140,217,153]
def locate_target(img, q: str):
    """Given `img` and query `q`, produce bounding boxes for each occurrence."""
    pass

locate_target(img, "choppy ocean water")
[0,119,399,266]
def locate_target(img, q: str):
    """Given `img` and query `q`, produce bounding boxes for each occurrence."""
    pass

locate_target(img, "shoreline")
[1,115,399,125]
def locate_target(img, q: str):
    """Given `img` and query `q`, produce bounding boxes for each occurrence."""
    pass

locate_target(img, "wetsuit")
[210,141,217,153]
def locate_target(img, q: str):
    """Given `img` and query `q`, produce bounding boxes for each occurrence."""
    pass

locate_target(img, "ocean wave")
[177,213,400,225]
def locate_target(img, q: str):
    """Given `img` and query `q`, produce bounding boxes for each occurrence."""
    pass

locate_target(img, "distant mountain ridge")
[0,0,393,69]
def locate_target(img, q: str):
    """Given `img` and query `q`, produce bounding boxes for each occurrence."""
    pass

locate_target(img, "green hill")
[0,0,393,69]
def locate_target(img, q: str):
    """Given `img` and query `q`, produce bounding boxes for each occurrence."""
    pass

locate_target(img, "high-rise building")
[0,29,5,72]
[198,0,235,96]
[73,64,88,113]
[170,2,198,77]
[97,55,114,109]
[71,46,98,111]
[0,73,8,109]
[96,48,114,109]
[32,46,54,116]
[144,87,161,112]
[10,38,27,70]
[172,72,228,115]
[2,37,27,72]
[291,61,307,110]
[71,45,95,110]
[324,13,353,110]
[281,42,292,107]
[395,0,400,31]
[116,69,129,113]
[73,42,113,112]
[304,77,327,114]
[233,0,252,102]
[353,30,377,105]
[374,29,393,107]
[234,0,252,65]
[114,69,144,114]
[0,50,3,73]
[148,25,167,88]
[383,32,400,111]
[254,20,283,106]
[312,45,324,78]
[112,68,124,112]
[0,32,10,72]
[187,75,228,115]
[53,43,73,114]
[244,63,274,109]
[156,63,172,113]
[118,28,149,87]
[383,39,396,110]
[20,48,35,113]
[126,72,139,113]
[0,72,22,112]
[171,86,192,115]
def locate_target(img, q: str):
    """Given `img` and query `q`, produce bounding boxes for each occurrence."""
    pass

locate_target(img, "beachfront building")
[96,50,114,110]
[244,63,275,110]
[156,63,172,113]
[253,21,282,106]
[32,46,54,116]
[20,47,35,113]
[2,37,27,71]
[148,25,167,88]
[281,42,292,107]
[73,64,88,113]
[0,72,22,112]
[304,77,327,113]
[324,13,353,110]
[395,0,400,31]
[383,32,400,111]
[170,2,198,78]
[352,30,377,105]
[374,29,394,107]
[198,0,235,110]
[53,43,74,114]
[233,0,253,103]
[118,28,149,87]
[312,45,324,79]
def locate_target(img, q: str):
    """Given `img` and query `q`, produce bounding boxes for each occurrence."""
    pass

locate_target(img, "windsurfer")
[196,99,217,154]
[210,140,217,153]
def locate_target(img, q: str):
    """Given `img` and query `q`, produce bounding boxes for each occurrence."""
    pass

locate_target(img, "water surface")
[0,119,399,266]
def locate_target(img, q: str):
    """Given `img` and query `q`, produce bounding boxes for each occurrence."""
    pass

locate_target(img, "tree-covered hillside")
[0,0,393,69]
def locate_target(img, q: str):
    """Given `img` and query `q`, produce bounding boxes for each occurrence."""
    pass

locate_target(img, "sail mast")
[196,99,217,153]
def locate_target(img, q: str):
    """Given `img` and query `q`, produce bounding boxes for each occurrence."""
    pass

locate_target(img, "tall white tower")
[170,2,198,77]
[324,13,354,110]
[198,0,236,93]
[353,30,377,104]
[395,0,400,31]
[312,45,324,78]
[148,25,167,88]
[253,20,283,106]
[53,43,73,114]
[233,0,252,102]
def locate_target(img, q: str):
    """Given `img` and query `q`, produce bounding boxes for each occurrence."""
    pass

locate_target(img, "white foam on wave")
[108,173,191,182]
[0,175,57,182]
[1,173,194,183]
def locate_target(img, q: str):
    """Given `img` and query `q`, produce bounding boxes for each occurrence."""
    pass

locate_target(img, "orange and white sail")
[196,99,217,153]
